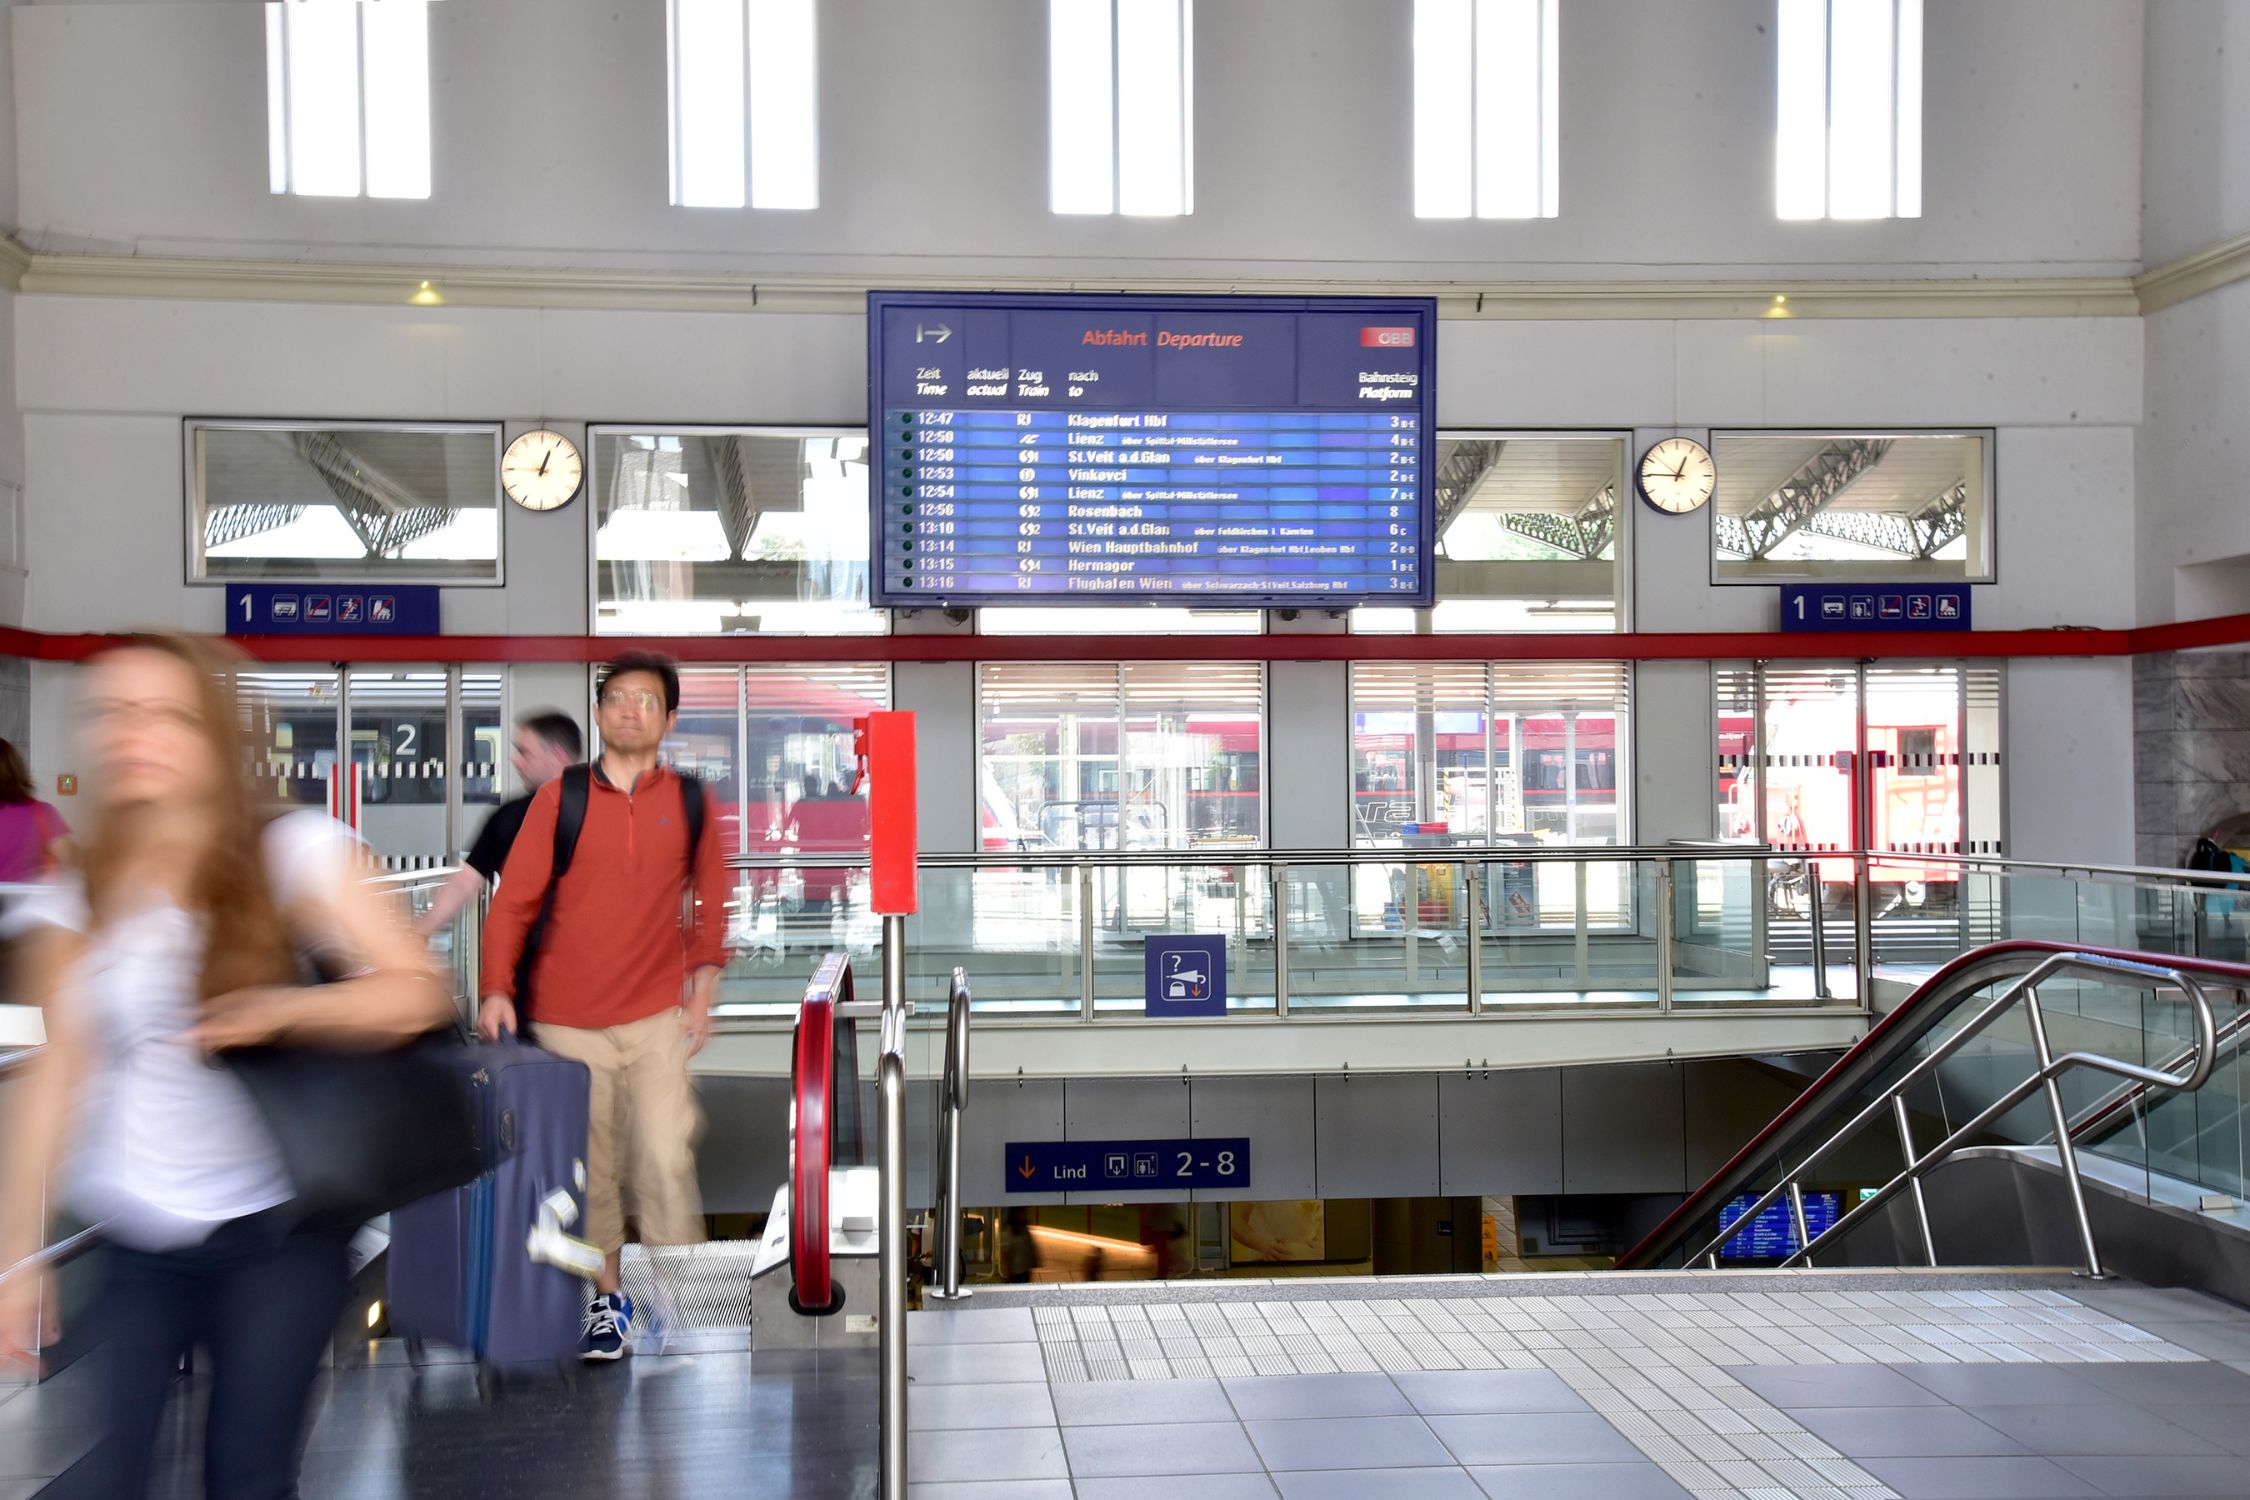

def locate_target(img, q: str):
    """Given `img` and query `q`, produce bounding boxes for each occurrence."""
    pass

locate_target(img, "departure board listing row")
[866,293,1438,607]
[883,408,1422,597]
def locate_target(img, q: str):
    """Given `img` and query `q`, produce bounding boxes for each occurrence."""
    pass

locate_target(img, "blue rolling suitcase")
[388,1037,592,1392]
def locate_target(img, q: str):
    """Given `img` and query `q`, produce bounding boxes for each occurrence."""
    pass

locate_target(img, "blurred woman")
[0,737,70,881]
[0,634,450,1500]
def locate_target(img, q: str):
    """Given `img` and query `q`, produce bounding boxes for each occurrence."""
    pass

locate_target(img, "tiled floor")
[13,1271,2250,1499]
[907,1273,2250,1499]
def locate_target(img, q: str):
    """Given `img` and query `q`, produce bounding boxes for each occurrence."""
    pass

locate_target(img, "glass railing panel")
[907,864,1079,1016]
[1302,860,1470,1011]
[717,867,882,1015]
[1478,857,1654,1008]
[1089,862,1274,1015]
[1667,855,1845,1007]
[1751,855,1862,1004]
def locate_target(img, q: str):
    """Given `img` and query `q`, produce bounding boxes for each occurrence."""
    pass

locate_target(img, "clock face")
[1638,437,1717,515]
[501,429,583,512]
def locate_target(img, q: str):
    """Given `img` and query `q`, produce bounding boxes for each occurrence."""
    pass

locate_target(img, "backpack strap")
[678,770,706,861]
[517,766,591,1027]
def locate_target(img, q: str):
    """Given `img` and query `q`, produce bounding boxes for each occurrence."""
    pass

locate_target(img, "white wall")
[2138,277,2250,624]
[12,0,2142,281]
[2142,1,2250,266]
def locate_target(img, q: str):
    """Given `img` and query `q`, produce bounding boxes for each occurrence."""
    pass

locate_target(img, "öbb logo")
[1360,326,1417,348]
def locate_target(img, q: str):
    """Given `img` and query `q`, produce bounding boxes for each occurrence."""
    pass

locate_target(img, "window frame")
[1411,0,1561,221]
[664,0,821,211]
[1705,426,1997,587]
[182,417,506,588]
[1047,0,1196,218]
[264,0,433,201]
[584,422,890,638]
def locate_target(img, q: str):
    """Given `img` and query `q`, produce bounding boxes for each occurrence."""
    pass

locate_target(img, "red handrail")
[1616,940,2250,1270]
[788,952,855,1314]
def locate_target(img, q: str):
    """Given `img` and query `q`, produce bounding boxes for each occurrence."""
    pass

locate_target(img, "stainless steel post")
[2022,984,2106,1278]
[1853,850,1875,1005]
[1655,860,1675,1014]
[879,914,909,1499]
[927,969,972,1303]
[1464,861,1484,1015]
[1892,1095,1939,1267]
[1807,858,1831,1001]
[1787,1180,1815,1267]
[1078,865,1096,1021]
[1272,863,1289,1017]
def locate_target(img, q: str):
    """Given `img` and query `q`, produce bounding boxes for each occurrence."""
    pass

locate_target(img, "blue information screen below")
[868,292,1438,609]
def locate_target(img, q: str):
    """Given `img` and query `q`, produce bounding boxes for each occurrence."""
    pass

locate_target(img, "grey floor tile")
[1966,1400,2226,1458]
[1052,1377,1232,1426]
[1276,1468,1487,1500]
[910,1307,1038,1345]
[1726,1362,1948,1408]
[1391,1369,1590,1415]
[2131,1322,2250,1361]
[1246,1414,1454,1471]
[1466,1461,1693,1499]
[2056,1453,2250,1496]
[1223,1373,1411,1419]
[0,1424,97,1479]
[1859,1454,2099,1497]
[2156,1403,2250,1457]
[906,1342,1049,1385]
[2071,1360,2250,1405]
[908,1485,1075,1500]
[1428,1411,1645,1467]
[1077,1478,1281,1500]
[1793,1404,2028,1458]
[2070,1287,2250,1325]
[1891,1360,2115,1406]
[906,1425,1069,1484]
[1063,1420,1262,1478]
[907,1381,1058,1430]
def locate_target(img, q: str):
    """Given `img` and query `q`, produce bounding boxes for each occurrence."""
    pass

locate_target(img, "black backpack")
[516,765,707,1023]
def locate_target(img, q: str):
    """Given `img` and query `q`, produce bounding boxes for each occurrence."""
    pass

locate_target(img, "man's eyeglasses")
[599,689,666,713]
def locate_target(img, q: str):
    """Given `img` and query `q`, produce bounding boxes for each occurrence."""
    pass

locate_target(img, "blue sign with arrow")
[1006,1137,1250,1194]
[1145,934,1227,1017]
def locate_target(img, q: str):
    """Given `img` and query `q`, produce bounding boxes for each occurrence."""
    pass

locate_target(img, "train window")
[1712,430,1994,584]
[1351,434,1626,634]
[188,421,502,584]
[590,428,885,636]
[661,663,890,863]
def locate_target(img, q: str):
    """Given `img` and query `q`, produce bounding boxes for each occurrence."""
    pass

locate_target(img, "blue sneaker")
[580,1293,632,1361]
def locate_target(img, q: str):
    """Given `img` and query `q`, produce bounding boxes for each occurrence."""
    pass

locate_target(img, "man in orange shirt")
[479,651,730,1360]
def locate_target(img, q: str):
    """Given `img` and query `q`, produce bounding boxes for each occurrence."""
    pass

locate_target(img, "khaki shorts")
[536,1009,706,1255]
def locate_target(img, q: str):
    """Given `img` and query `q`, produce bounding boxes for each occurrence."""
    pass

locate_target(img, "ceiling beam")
[1734,438,1892,559]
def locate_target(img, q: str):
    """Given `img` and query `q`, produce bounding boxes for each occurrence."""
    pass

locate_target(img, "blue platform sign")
[1780,584,1971,633]
[1146,934,1227,1017]
[226,584,440,637]
[1006,1137,1250,1194]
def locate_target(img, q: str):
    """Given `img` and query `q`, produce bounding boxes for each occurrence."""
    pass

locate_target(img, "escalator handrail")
[1616,940,2250,1270]
[789,951,855,1314]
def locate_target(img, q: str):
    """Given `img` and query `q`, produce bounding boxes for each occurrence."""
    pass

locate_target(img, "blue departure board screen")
[1717,1191,1841,1261]
[868,292,1437,609]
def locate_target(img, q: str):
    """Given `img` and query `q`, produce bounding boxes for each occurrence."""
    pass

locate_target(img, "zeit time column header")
[867,294,1438,609]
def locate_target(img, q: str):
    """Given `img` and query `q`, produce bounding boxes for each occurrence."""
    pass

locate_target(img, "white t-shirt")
[13,811,359,1251]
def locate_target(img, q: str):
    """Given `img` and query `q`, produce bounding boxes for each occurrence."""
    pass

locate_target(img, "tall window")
[590,428,882,635]
[264,1,431,199]
[1412,0,1559,219]
[668,0,819,209]
[1049,0,1194,216]
[979,662,1262,850]
[1776,0,1922,220]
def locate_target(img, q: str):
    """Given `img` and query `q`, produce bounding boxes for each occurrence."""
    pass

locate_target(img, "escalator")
[1618,941,2250,1296]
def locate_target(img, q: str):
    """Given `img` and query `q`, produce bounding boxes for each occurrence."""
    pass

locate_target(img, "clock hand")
[537,447,551,478]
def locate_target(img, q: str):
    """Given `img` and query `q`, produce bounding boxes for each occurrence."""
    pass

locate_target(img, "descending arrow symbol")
[1017,1154,1037,1180]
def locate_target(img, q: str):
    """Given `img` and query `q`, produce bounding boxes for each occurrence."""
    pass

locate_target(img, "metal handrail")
[2067,996,2250,1144]
[875,914,910,1500]
[0,1045,39,1080]
[926,968,972,1303]
[0,1224,101,1289]
[727,842,1779,870]
[1681,950,2223,1276]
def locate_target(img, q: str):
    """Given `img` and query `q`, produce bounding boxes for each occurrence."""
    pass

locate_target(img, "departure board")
[868,292,1437,609]
[1717,1191,1841,1261]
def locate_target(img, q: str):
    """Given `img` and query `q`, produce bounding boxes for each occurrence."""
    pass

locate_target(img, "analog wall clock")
[501,428,583,512]
[1638,437,1717,515]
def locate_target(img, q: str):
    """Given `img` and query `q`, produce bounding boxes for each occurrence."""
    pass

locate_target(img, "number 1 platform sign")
[226,584,440,637]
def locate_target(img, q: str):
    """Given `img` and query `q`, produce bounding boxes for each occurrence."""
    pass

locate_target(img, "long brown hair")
[78,633,297,1005]
[0,739,32,804]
